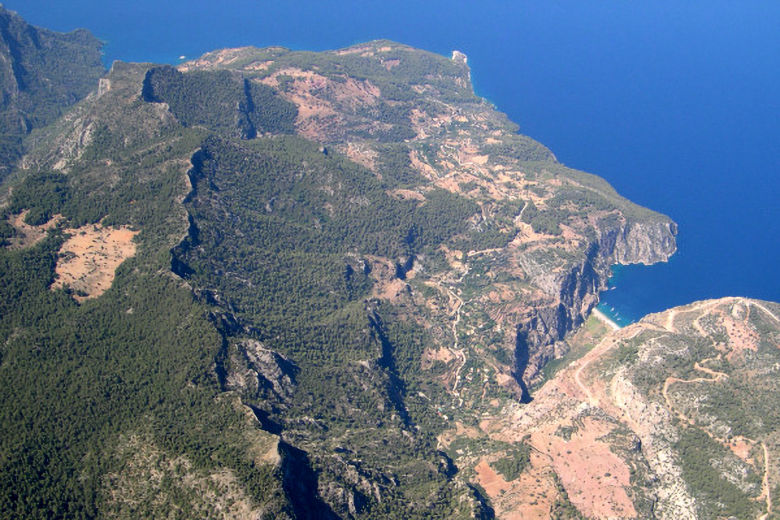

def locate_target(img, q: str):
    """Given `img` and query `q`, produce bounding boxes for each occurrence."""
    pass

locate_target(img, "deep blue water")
[6,1,779,322]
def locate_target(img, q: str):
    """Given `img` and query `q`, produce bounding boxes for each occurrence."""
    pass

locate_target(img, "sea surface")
[7,1,779,323]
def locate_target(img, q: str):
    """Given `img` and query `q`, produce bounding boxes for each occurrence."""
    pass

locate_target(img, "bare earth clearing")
[52,224,139,301]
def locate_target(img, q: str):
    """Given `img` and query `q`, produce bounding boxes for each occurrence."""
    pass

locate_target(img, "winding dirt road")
[447,285,467,402]
[573,325,642,407]
[429,266,470,407]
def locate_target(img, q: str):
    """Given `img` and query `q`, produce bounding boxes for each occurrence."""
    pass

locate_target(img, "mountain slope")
[0,25,686,520]
[0,5,104,177]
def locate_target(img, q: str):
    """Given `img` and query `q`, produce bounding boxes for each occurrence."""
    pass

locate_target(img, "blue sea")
[7,1,779,323]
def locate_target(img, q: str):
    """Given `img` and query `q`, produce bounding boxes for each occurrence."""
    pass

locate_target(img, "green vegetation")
[0,234,291,518]
[0,7,104,178]
[482,134,552,163]
[160,128,522,516]
[520,200,564,235]
[374,143,425,187]
[142,66,297,137]
[550,472,585,519]
[0,67,299,516]
[250,40,475,103]
[492,443,531,481]
[675,428,758,519]
[548,186,614,213]
[7,171,70,225]
[0,10,689,518]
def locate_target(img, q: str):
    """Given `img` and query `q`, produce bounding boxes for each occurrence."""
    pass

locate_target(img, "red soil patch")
[260,68,380,141]
[722,313,760,361]
[529,416,638,519]
[475,458,510,495]
[421,347,456,369]
[474,452,558,519]
[728,436,755,463]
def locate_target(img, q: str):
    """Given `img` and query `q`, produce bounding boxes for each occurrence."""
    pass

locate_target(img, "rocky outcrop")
[610,370,698,519]
[226,339,299,403]
[482,297,779,519]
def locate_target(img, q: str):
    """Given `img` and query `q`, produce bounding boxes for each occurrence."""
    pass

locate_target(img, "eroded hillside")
[474,298,780,519]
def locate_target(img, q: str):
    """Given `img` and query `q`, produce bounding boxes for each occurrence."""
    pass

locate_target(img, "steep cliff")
[176,41,677,394]
[517,216,677,385]
[0,6,103,176]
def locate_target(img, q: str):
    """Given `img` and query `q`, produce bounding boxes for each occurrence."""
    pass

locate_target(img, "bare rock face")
[606,219,678,265]
[227,339,298,402]
[515,216,677,386]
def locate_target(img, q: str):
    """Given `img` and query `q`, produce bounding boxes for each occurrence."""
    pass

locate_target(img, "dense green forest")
[173,133,490,517]
[142,66,297,138]
[0,52,495,516]
[0,123,295,517]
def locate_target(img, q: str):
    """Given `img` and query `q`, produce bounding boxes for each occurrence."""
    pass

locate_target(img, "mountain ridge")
[0,5,104,178]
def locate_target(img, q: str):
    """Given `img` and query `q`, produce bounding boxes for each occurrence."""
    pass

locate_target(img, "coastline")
[592,308,621,331]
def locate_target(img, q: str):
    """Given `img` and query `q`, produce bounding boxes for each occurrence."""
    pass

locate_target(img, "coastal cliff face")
[175,42,676,395]
[162,42,678,516]
[606,219,678,265]
[0,23,692,519]
[518,217,677,385]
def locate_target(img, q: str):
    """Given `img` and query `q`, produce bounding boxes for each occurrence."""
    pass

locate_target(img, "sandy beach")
[592,308,621,331]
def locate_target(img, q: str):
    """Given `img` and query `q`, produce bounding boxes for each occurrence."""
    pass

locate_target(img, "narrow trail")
[572,326,643,407]
[573,338,610,407]
[575,298,776,520]
[733,299,775,519]
[447,284,467,406]
[691,310,710,338]
[663,356,774,520]
[663,299,722,333]
[664,297,778,337]
[749,298,780,324]
[518,200,529,222]
[661,356,729,426]
[759,441,773,520]
[664,308,678,333]
[466,247,504,257]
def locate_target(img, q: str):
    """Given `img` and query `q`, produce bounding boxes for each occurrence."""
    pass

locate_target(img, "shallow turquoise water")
[6,1,779,319]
